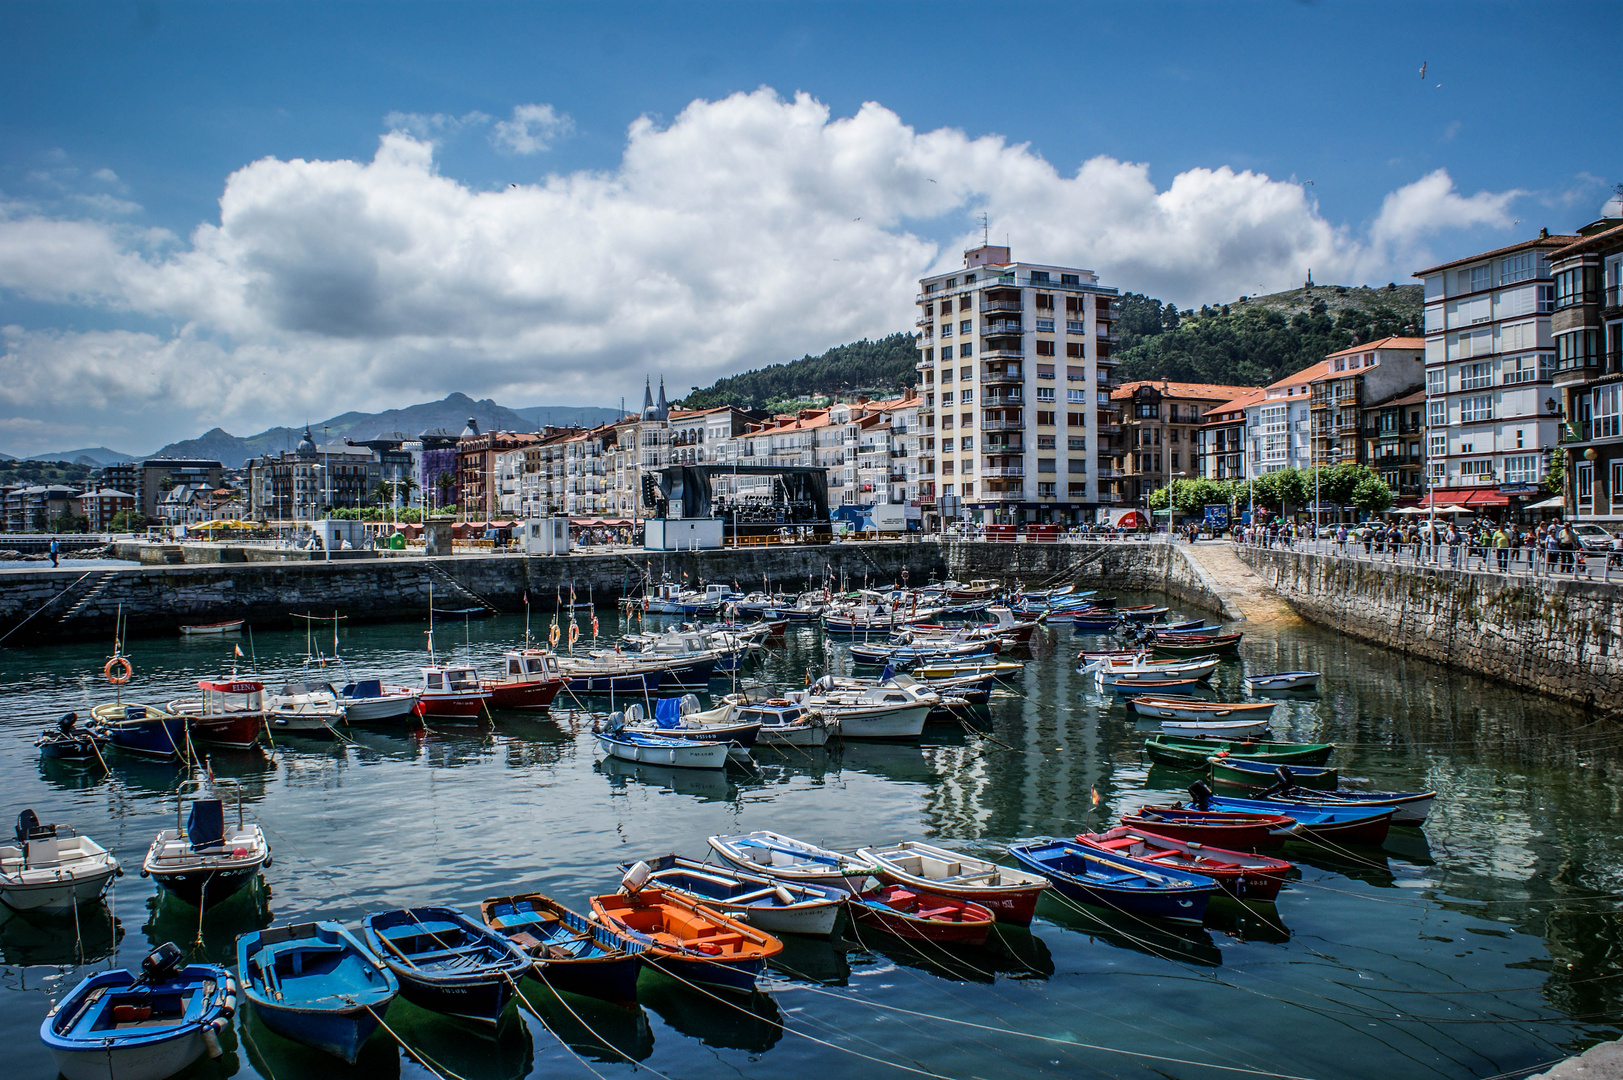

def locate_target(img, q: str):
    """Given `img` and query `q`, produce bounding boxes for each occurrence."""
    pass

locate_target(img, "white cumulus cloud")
[491,103,573,155]
[0,89,1526,454]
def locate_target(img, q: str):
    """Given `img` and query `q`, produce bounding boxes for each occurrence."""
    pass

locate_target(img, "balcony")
[983,365,1023,385]
[1606,284,1623,312]
[1095,329,1120,344]
[981,419,1024,432]
[982,347,1024,360]
[889,472,908,482]
[915,314,935,328]
[980,299,1022,314]
[984,320,1024,335]
[915,403,934,416]
[1096,423,1122,435]
[1095,467,1125,479]
[978,489,1025,502]
[1559,420,1592,444]
[981,467,1025,478]
[1097,491,1124,503]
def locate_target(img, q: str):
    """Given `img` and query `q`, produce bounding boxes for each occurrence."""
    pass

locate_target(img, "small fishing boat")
[92,702,187,760]
[1152,633,1243,656]
[1243,671,1321,692]
[623,699,761,749]
[1143,734,1335,769]
[596,721,730,770]
[1141,621,1222,635]
[237,921,397,1064]
[414,664,492,718]
[141,779,270,908]
[1160,718,1271,738]
[1193,788,1395,845]
[1249,786,1435,825]
[1209,756,1338,790]
[480,893,644,1005]
[360,906,530,1024]
[483,650,566,711]
[787,680,934,740]
[1116,605,1170,622]
[35,713,108,761]
[626,854,847,936]
[1007,839,1216,922]
[735,699,836,747]
[1099,674,1207,695]
[850,639,995,666]
[264,681,347,736]
[168,679,270,749]
[1,810,121,913]
[591,871,783,992]
[1121,805,1295,849]
[335,679,420,723]
[40,944,235,1080]
[908,660,1024,681]
[1075,827,1293,902]
[855,840,1049,925]
[1090,656,1220,684]
[848,884,994,944]
[179,620,244,636]
[1126,696,1276,722]
[708,830,877,893]
[558,654,668,696]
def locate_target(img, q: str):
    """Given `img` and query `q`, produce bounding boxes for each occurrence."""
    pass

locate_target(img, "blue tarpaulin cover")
[654,698,683,728]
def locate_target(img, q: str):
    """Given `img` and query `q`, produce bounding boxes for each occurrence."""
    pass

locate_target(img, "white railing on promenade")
[1230,535,1623,586]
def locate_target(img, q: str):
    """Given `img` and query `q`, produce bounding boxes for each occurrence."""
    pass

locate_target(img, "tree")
[1543,447,1565,495]
[108,509,147,533]
[1350,476,1394,515]
[50,512,90,533]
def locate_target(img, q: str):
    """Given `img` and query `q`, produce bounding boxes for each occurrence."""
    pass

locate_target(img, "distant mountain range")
[7,394,622,470]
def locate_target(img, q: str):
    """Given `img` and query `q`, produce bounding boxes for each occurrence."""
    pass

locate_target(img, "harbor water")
[2,599,1621,1080]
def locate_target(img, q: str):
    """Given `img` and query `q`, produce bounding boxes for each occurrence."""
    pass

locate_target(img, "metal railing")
[1236,534,1623,585]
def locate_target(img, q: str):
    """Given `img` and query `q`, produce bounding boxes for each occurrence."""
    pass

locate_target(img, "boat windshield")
[445,668,479,691]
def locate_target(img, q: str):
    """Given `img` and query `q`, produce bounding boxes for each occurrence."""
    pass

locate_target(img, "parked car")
[1570,523,1617,552]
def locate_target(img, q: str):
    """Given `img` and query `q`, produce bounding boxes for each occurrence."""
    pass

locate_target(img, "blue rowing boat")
[238,921,398,1063]
[1198,794,1395,845]
[480,893,645,1007]
[1007,839,1217,923]
[41,944,235,1080]
[360,907,530,1025]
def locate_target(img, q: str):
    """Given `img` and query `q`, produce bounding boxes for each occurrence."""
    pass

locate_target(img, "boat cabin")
[196,679,264,714]
[739,702,805,725]
[423,665,480,693]
[502,651,561,682]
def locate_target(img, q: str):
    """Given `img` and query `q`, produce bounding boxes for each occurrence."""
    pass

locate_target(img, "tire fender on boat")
[202,1028,223,1059]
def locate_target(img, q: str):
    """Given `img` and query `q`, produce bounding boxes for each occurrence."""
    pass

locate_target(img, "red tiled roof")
[1201,388,1266,423]
[1324,336,1425,358]
[1109,380,1258,402]
[1549,221,1623,259]
[1264,360,1333,392]
[1413,235,1580,277]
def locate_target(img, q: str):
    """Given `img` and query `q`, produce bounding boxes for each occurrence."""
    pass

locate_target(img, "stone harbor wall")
[0,542,949,645]
[1236,546,1623,713]
[942,539,1235,619]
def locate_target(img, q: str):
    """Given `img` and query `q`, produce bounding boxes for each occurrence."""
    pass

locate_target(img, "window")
[963,273,975,283]
[1067,412,1085,427]
[1061,273,1080,285]
[940,415,953,430]
[1035,340,1056,356]
[1429,434,1447,459]
[1170,453,1180,468]
[1461,395,1493,422]
[962,482,974,496]
[1068,436,1086,450]
[1066,365,1087,382]
[1068,458,1087,474]
[1555,266,1600,309]
[1426,368,1446,395]
[925,283,939,295]
[1428,400,1448,428]
[960,437,973,451]
[1038,482,1056,497]
[958,295,971,311]
[1067,388,1086,402]
[960,389,973,404]
[1469,264,1492,292]
[941,391,953,405]
[1556,330,1600,371]
[1037,411,1055,425]
[1030,271,1050,284]
[1461,459,1494,479]
[1538,284,1555,312]
[961,365,973,380]
[1503,354,1550,384]
[1035,293,1054,310]
[1038,458,1056,473]
[1500,252,1534,285]
[1461,362,1493,390]
[1065,342,1085,358]
[1037,434,1056,449]
[940,368,953,384]
[941,483,953,495]
[961,412,972,428]
[960,320,972,334]
[941,322,953,337]
[941,460,953,474]
[1595,384,1621,439]
[1036,364,1055,379]
[1576,463,1593,509]
[1504,454,1542,484]
[1068,482,1087,497]
[1613,461,1623,514]
[1066,321,1084,334]
[1035,386,1055,402]
[1035,318,1055,332]
[960,343,974,357]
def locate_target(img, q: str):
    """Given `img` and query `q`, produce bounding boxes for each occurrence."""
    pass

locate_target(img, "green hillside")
[678,334,921,411]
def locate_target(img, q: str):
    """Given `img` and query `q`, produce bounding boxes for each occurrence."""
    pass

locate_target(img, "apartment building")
[1415,232,1574,512]
[456,418,542,520]
[915,245,1121,524]
[1246,363,1326,476]
[101,458,225,519]
[247,430,380,520]
[1548,195,1623,521]
[81,487,137,531]
[1309,338,1425,467]
[1363,389,1427,500]
[1112,381,1255,503]
[564,423,617,517]
[1195,389,1264,481]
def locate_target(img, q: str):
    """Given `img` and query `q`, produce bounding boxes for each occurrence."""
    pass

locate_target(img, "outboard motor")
[620,860,651,894]
[140,942,187,984]
[15,809,41,845]
[58,712,79,735]
[1187,780,1213,811]
[1274,765,1296,791]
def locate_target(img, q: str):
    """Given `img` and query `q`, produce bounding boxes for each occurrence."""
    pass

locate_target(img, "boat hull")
[1077,828,1291,902]
[1159,719,1270,738]
[187,713,263,750]
[485,679,564,711]
[758,722,832,747]
[1143,736,1335,769]
[0,868,117,913]
[104,717,187,759]
[50,1030,209,1080]
[826,703,930,740]
[849,894,992,944]
[248,998,381,1064]
[481,894,644,1007]
[149,860,263,908]
[596,734,729,769]
[1008,842,1214,924]
[414,693,489,718]
[564,670,665,696]
[42,965,232,1080]
[1211,759,1339,790]
[342,695,419,723]
[1122,809,1292,850]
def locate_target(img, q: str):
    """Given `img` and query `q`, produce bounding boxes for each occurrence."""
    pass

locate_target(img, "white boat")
[142,779,270,909]
[734,699,836,747]
[1158,718,1272,738]
[335,678,420,723]
[854,840,1050,925]
[0,811,120,913]
[707,830,877,893]
[179,619,244,636]
[1243,671,1321,692]
[1092,657,1220,686]
[595,721,729,770]
[1126,696,1277,722]
[631,854,846,936]
[620,701,757,762]
[263,681,347,734]
[786,676,935,740]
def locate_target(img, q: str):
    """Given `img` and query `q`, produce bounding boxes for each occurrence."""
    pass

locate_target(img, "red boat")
[1076,826,1293,901]
[482,650,565,711]
[855,841,1050,925]
[414,664,492,718]
[909,606,1039,645]
[168,679,265,749]
[848,884,995,944]
[1122,806,1295,850]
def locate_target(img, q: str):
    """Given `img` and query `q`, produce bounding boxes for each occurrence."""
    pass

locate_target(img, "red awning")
[1418,490,1509,509]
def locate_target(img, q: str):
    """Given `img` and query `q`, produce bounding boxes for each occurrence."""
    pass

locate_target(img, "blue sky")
[1,1,1617,454]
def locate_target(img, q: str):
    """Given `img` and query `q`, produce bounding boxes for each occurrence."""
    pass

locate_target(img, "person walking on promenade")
[1444,522,1463,568]
[1493,523,1510,572]
[1560,521,1579,575]
[49,538,60,567]
[1544,524,1561,573]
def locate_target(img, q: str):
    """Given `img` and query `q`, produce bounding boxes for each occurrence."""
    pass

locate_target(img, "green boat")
[1152,634,1242,656]
[1208,755,1339,790]
[1142,734,1335,769]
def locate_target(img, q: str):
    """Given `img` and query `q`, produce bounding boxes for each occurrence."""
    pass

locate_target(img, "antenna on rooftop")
[979,212,989,246]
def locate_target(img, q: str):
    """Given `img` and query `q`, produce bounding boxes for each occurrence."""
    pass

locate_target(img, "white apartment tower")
[915,245,1121,525]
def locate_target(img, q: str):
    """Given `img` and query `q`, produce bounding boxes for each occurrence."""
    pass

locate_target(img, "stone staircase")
[422,562,502,616]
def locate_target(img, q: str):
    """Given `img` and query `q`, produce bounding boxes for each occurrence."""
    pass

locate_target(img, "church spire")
[656,377,668,420]
[642,376,654,415]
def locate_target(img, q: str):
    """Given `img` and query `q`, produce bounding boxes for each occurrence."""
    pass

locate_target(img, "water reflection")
[843,922,1054,985]
[516,979,654,1064]
[240,1002,402,1080]
[1205,898,1291,944]
[387,999,535,1080]
[1036,900,1223,968]
[0,902,123,966]
[598,756,737,801]
[771,933,854,986]
[141,884,273,965]
[639,973,784,1053]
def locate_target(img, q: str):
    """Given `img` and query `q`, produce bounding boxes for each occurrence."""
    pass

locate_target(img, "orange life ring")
[568,623,580,644]
[104,655,133,685]
[548,623,561,647]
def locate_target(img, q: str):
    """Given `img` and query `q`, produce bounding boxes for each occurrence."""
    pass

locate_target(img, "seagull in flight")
[1419,61,1426,79]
